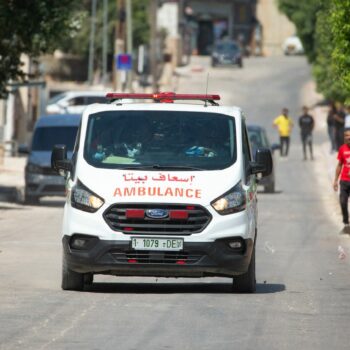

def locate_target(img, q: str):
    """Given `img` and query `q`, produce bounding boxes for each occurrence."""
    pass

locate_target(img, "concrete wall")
[257,0,296,55]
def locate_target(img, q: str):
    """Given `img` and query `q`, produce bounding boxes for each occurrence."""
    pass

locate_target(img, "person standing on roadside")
[333,128,350,233]
[334,104,346,150]
[273,107,294,157]
[344,106,350,128]
[298,106,315,160]
[327,102,337,153]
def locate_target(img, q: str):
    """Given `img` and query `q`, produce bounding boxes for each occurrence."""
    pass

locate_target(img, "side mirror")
[18,144,29,155]
[250,147,273,177]
[51,144,72,174]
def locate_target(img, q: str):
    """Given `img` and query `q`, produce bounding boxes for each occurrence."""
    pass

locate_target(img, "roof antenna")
[204,73,209,107]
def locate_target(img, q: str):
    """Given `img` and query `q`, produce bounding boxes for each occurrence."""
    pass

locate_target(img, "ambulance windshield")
[83,111,236,170]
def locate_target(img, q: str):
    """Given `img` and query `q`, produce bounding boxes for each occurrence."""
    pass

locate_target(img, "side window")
[242,121,252,181]
[69,97,85,106]
[87,96,105,104]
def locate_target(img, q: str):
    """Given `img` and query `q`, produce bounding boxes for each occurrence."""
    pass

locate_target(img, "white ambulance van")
[51,93,272,293]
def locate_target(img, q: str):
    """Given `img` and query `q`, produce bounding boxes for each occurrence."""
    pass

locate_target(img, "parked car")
[211,40,243,68]
[20,114,81,204]
[46,91,107,114]
[282,35,304,55]
[247,124,277,193]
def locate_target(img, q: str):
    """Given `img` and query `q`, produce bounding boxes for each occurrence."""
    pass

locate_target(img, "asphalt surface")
[1,55,350,350]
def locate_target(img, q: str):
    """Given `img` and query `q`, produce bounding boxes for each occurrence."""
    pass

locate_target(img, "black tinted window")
[247,129,269,148]
[86,96,106,104]
[31,126,78,151]
[84,111,236,170]
[69,97,85,106]
[215,42,239,53]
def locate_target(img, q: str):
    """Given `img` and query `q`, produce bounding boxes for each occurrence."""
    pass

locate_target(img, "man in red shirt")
[333,129,350,233]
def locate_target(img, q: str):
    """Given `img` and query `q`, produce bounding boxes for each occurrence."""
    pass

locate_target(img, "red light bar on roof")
[105,92,220,104]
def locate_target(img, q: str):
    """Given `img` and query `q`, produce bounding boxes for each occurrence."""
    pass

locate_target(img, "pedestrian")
[334,103,346,150]
[273,107,294,157]
[333,128,350,233]
[327,102,337,153]
[344,105,350,128]
[298,106,315,160]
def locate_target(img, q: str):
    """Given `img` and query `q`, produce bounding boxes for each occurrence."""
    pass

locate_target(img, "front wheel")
[61,254,85,291]
[24,191,40,205]
[264,181,275,193]
[232,246,256,293]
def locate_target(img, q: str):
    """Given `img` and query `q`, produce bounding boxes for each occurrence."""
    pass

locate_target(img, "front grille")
[27,184,39,191]
[112,250,204,264]
[43,184,65,192]
[103,203,212,235]
[42,167,58,175]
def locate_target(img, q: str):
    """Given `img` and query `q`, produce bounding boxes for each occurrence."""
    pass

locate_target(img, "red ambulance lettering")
[113,186,202,198]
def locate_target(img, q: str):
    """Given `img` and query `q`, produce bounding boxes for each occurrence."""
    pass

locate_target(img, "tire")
[232,246,256,293]
[24,192,40,205]
[264,181,275,193]
[61,254,84,291]
[84,273,94,286]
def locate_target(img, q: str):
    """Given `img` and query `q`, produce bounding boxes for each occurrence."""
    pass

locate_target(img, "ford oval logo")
[146,209,169,219]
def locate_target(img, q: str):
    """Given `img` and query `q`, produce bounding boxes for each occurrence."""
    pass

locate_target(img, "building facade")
[180,0,257,56]
[256,0,296,56]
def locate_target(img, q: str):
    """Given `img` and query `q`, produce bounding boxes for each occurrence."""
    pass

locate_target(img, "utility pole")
[88,0,97,85]
[113,0,126,91]
[102,0,108,85]
[149,0,158,92]
[126,0,133,91]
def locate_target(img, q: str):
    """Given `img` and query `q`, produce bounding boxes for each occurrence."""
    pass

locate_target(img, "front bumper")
[213,56,242,66]
[25,173,66,197]
[63,235,254,278]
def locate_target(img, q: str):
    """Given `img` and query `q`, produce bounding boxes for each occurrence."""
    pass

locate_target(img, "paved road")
[1,56,350,350]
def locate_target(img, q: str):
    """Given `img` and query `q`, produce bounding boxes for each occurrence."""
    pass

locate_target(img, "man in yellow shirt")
[273,107,294,157]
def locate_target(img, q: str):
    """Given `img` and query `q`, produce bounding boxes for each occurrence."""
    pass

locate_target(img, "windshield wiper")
[123,165,204,171]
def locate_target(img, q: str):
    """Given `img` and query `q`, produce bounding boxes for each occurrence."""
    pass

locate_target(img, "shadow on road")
[0,205,27,211]
[23,198,66,208]
[38,199,66,207]
[85,282,285,294]
[257,190,283,195]
[255,283,285,294]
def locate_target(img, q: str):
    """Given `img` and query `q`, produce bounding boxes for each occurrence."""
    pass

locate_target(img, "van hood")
[76,162,241,206]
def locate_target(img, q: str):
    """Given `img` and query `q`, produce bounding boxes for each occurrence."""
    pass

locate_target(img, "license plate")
[131,237,183,251]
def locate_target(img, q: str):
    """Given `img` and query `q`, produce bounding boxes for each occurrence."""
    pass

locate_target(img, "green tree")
[58,0,150,72]
[278,0,324,63]
[313,1,345,102]
[278,0,350,103]
[0,0,80,98]
[132,0,150,49]
[331,0,350,103]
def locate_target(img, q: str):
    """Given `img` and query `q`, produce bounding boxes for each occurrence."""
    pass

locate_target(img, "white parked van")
[51,93,272,293]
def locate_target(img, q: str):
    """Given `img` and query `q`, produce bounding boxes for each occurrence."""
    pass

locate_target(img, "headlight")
[211,181,246,215]
[26,163,42,174]
[71,180,104,213]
